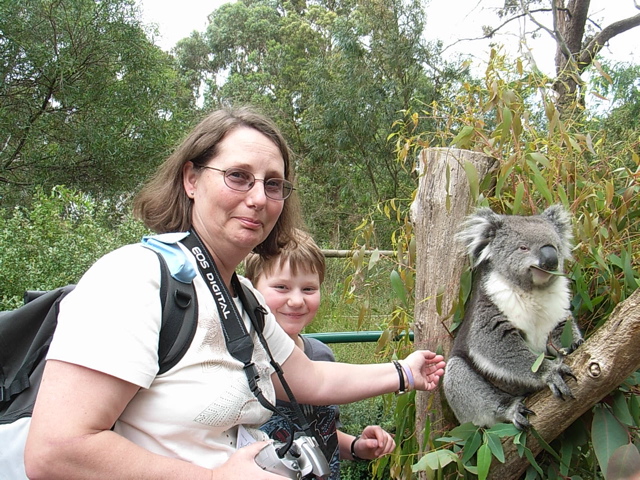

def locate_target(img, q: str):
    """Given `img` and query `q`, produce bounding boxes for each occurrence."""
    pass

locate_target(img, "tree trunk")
[553,0,590,113]
[488,288,640,479]
[551,0,640,113]
[411,148,496,458]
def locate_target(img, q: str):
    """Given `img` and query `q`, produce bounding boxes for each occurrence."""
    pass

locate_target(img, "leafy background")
[1,0,639,478]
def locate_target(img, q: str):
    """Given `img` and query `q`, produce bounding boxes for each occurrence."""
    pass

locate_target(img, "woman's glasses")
[198,166,294,201]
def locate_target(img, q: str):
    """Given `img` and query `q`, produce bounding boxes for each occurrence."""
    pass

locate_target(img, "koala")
[442,205,582,430]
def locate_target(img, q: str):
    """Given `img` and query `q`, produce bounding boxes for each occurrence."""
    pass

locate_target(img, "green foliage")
[341,200,419,477]
[339,395,395,479]
[342,49,639,478]
[0,186,149,309]
[173,0,465,247]
[0,0,195,207]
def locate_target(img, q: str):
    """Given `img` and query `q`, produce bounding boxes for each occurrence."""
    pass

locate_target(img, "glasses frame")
[197,165,295,201]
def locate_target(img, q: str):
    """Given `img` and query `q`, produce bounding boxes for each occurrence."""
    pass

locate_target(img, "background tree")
[488,1,640,114]
[173,0,464,245]
[0,0,195,208]
[590,61,640,145]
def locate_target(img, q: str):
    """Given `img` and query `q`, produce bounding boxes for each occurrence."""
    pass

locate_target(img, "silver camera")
[255,435,331,479]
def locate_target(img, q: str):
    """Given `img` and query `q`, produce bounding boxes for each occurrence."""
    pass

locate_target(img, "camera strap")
[181,229,323,457]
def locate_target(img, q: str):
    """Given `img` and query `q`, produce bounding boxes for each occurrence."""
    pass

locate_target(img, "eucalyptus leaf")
[513,182,525,214]
[485,432,505,463]
[367,248,381,271]
[531,352,545,372]
[411,449,457,472]
[592,405,630,478]
[612,391,634,426]
[486,423,520,437]
[449,422,480,441]
[461,429,482,464]
[390,270,407,304]
[561,319,575,350]
[463,161,480,201]
[451,125,474,147]
[607,443,640,480]
[477,444,491,480]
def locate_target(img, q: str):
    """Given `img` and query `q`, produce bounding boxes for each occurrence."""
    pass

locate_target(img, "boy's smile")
[254,261,321,340]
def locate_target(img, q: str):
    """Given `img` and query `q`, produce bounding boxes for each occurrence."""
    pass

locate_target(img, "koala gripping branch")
[488,288,640,480]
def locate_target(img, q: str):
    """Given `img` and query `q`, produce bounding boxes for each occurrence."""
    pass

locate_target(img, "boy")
[244,230,395,479]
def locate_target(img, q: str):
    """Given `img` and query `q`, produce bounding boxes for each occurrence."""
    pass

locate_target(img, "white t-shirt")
[47,242,295,469]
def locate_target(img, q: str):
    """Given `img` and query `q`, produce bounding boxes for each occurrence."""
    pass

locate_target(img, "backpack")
[0,240,265,479]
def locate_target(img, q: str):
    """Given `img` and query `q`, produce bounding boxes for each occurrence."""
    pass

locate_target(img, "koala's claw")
[558,339,584,356]
[508,401,535,430]
[510,405,531,429]
[513,417,531,430]
[544,361,576,399]
[548,377,574,399]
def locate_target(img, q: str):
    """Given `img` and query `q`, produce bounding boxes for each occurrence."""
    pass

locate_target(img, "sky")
[136,0,640,77]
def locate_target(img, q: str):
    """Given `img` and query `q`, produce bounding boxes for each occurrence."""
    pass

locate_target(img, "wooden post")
[411,148,496,457]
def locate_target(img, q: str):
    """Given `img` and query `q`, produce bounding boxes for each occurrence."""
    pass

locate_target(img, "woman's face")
[183,126,286,264]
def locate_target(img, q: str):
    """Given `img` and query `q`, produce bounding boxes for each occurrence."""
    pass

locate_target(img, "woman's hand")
[403,350,446,391]
[353,425,396,460]
[217,442,292,479]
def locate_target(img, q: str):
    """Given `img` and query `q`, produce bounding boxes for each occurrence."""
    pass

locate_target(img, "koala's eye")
[519,245,529,251]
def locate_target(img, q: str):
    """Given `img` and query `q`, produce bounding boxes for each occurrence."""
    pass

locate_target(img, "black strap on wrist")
[350,435,364,461]
[181,229,322,457]
[393,360,406,394]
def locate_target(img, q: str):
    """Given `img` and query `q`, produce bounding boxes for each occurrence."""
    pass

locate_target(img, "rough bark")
[411,148,496,454]
[488,288,640,479]
[551,0,640,112]
[496,1,640,113]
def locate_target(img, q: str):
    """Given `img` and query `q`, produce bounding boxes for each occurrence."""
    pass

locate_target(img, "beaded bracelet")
[392,360,406,394]
[350,435,364,461]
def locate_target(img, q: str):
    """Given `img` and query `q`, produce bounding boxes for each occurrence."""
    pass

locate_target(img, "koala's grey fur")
[443,205,582,430]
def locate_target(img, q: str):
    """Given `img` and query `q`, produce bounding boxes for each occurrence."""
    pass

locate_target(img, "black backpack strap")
[146,248,198,375]
[237,282,265,334]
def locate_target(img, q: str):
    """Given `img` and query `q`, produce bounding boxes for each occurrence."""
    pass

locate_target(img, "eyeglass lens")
[223,168,293,200]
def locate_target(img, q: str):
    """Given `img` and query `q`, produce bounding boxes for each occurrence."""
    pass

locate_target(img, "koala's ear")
[541,204,574,258]
[456,208,503,266]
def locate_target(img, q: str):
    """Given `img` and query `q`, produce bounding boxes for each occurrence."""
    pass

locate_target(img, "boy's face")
[254,260,321,339]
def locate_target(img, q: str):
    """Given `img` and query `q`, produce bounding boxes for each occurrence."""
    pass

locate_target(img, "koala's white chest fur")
[483,271,571,352]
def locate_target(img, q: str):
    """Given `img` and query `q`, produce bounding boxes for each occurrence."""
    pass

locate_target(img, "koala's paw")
[557,338,584,356]
[544,362,576,400]
[506,400,535,430]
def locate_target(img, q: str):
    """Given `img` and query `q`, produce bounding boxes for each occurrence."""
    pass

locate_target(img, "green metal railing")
[305,331,414,344]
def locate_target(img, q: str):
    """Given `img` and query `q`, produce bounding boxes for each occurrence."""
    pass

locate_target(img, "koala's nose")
[539,245,558,271]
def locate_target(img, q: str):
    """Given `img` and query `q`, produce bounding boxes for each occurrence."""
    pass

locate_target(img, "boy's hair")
[244,229,325,285]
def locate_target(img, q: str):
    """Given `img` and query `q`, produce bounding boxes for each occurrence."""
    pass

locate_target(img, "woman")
[25,106,445,479]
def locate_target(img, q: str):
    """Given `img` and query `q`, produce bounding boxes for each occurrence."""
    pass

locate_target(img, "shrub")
[0,186,149,309]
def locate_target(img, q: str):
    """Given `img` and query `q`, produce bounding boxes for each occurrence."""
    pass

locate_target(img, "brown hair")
[244,229,325,285]
[133,106,302,257]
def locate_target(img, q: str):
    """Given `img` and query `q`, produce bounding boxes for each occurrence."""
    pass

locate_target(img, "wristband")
[350,435,364,461]
[392,360,406,394]
[399,361,415,391]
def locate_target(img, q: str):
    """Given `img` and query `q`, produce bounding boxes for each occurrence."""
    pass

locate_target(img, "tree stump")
[411,148,496,458]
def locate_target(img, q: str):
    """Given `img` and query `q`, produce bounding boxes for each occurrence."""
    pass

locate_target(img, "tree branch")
[579,13,640,70]
[488,288,640,479]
